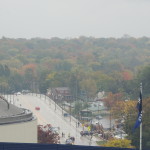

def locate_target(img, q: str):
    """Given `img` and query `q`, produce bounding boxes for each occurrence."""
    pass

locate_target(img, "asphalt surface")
[4,94,98,146]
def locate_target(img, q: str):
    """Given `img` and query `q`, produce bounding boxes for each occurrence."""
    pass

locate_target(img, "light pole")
[70,99,71,123]
[61,97,64,115]
[75,70,78,126]
[109,109,112,132]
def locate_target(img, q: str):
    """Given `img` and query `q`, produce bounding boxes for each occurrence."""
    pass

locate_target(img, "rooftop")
[0,95,35,125]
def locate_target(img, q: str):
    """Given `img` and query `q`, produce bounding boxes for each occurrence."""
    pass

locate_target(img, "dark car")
[70,137,75,143]
[80,131,93,136]
[63,113,70,117]
[95,115,103,120]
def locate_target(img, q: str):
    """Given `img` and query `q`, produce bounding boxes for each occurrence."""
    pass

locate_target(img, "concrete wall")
[0,119,37,143]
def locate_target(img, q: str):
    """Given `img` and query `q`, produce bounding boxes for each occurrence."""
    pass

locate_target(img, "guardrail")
[0,142,139,150]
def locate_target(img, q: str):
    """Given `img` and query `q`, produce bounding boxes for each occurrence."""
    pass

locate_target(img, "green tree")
[72,101,83,116]
[0,64,5,76]
[4,65,10,77]
[80,78,97,98]
[8,73,23,92]
[138,65,150,97]
[125,98,150,149]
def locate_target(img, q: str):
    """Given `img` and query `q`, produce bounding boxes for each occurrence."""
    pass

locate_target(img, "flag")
[133,91,142,131]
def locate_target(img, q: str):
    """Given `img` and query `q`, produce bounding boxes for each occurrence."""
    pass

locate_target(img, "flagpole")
[140,122,142,150]
[140,83,142,150]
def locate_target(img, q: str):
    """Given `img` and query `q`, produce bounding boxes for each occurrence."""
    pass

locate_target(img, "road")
[5,94,98,146]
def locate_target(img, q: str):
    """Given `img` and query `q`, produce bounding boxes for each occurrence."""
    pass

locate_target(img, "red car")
[35,106,40,110]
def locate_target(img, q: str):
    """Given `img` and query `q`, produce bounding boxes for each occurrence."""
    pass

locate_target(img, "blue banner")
[133,91,142,131]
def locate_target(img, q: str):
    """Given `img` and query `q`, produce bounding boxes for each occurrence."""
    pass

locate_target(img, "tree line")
[0,37,150,97]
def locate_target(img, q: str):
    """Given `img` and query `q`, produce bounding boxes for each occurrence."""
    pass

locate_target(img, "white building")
[0,96,37,143]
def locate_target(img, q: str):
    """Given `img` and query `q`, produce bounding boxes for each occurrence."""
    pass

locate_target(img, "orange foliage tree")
[38,124,60,144]
[122,70,133,81]
[22,64,37,75]
[103,92,136,118]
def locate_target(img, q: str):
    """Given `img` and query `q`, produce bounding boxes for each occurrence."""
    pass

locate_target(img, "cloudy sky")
[0,0,150,39]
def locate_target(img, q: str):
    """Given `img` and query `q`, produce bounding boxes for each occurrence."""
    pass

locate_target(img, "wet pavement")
[4,94,98,146]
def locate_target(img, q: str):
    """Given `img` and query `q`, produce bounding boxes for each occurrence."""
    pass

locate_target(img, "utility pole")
[55,99,56,111]
[12,95,14,104]
[109,108,112,132]
[75,70,78,124]
[70,99,71,123]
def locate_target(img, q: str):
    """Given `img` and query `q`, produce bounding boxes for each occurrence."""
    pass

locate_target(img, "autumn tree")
[103,92,124,109]
[38,124,60,144]
[125,98,150,149]
[111,100,136,118]
[122,70,133,81]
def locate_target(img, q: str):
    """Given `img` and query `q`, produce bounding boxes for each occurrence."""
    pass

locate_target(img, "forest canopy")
[0,36,150,98]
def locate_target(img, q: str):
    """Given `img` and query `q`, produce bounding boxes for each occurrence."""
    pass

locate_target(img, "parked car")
[63,113,70,117]
[91,119,99,125]
[49,127,60,134]
[22,90,30,94]
[80,131,94,136]
[65,139,73,145]
[35,106,40,110]
[114,134,127,139]
[95,115,103,120]
[14,92,21,95]
[69,137,75,143]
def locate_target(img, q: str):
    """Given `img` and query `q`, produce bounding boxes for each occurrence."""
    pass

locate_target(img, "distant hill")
[0,36,150,73]
[0,36,150,97]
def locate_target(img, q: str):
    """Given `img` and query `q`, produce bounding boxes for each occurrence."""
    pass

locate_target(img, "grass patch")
[96,140,107,146]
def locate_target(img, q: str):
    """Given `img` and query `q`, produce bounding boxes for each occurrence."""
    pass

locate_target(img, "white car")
[49,127,60,134]
[65,139,73,145]
[96,115,103,120]
[14,92,21,95]
[114,133,128,139]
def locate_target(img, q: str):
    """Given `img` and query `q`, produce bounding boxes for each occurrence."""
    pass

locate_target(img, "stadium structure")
[0,95,37,143]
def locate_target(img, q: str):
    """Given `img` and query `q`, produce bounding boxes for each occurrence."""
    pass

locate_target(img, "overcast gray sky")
[0,0,150,39]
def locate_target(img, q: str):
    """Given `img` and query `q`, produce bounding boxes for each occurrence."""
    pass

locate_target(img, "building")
[47,87,73,102]
[0,95,37,143]
[79,101,107,121]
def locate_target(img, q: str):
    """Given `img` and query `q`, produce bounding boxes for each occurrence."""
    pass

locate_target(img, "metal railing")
[0,108,34,125]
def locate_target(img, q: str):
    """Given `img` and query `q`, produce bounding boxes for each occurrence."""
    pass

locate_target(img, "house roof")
[81,102,107,112]
[52,87,72,97]
[62,102,74,108]
[55,87,70,90]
